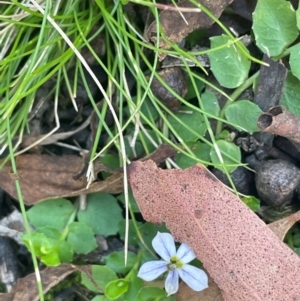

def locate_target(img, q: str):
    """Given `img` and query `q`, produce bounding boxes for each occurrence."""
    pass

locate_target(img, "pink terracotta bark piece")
[128,160,300,301]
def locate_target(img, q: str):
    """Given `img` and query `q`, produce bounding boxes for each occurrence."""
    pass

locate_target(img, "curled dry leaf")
[0,144,176,205]
[258,105,300,144]
[129,160,300,301]
[268,210,300,241]
[0,264,101,301]
[145,0,233,60]
[0,264,77,301]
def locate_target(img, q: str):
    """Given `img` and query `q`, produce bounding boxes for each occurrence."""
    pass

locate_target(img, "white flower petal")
[137,260,167,281]
[165,270,179,296]
[176,243,196,263]
[178,264,208,291]
[152,232,176,261]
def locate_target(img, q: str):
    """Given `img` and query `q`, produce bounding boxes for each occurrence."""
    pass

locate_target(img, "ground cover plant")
[1,0,300,300]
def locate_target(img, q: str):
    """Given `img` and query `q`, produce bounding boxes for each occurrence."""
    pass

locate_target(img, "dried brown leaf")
[129,160,300,301]
[0,264,77,301]
[258,105,300,144]
[0,144,176,205]
[268,210,300,241]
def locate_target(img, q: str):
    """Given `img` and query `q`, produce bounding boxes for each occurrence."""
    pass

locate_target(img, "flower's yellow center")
[168,256,183,271]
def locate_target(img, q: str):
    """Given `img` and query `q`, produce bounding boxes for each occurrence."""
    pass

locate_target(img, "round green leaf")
[105,279,129,299]
[224,100,263,133]
[56,240,73,263]
[104,251,137,274]
[290,43,300,80]
[123,274,143,300]
[281,72,300,116]
[210,140,241,173]
[23,232,61,266]
[175,142,210,168]
[167,106,207,142]
[81,265,117,293]
[185,76,205,101]
[137,287,167,301]
[253,0,298,57]
[208,35,250,88]
[297,5,300,31]
[27,198,75,230]
[67,222,97,254]
[36,226,62,240]
[77,192,122,236]
[201,90,220,116]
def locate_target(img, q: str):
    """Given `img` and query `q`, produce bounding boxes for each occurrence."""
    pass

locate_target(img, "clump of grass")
[1,1,263,299]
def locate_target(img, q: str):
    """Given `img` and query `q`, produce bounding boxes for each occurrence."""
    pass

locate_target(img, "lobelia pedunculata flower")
[137,232,208,296]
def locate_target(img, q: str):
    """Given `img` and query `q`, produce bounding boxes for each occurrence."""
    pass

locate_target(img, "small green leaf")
[27,198,75,230]
[210,140,241,173]
[36,226,62,240]
[175,142,210,168]
[137,287,167,301]
[185,76,205,101]
[123,274,143,301]
[296,5,300,30]
[208,35,250,88]
[253,0,298,57]
[201,90,220,116]
[23,232,61,266]
[105,251,137,274]
[67,222,97,254]
[241,196,260,211]
[281,72,300,116]
[100,154,120,179]
[40,250,60,266]
[56,240,73,263]
[224,100,263,133]
[81,265,118,293]
[78,192,122,236]
[290,44,300,80]
[105,279,129,299]
[34,227,73,263]
[167,106,207,142]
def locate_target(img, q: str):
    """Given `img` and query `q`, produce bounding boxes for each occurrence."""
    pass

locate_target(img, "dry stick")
[257,105,300,144]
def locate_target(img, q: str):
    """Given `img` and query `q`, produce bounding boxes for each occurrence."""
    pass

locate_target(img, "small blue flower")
[137,232,208,296]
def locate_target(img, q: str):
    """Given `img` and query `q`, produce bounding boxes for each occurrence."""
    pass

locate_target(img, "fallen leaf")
[0,264,101,301]
[145,0,233,60]
[258,105,300,144]
[129,160,300,301]
[0,144,176,205]
[0,264,77,301]
[0,154,90,205]
[268,210,300,241]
